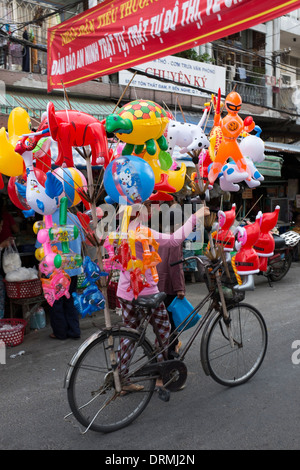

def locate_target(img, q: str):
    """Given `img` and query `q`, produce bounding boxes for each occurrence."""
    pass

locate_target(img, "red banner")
[47,0,299,92]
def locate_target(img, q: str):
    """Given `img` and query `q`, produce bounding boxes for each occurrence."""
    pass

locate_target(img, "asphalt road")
[1,262,300,451]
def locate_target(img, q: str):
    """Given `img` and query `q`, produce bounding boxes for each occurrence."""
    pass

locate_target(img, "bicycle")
[64,253,268,434]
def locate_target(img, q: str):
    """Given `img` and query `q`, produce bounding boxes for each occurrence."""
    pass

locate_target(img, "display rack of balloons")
[0,90,271,307]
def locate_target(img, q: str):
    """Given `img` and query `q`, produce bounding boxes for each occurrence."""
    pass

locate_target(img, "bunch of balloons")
[72,256,107,317]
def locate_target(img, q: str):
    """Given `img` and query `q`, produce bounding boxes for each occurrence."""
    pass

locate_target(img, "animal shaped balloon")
[36,102,109,167]
[0,109,28,176]
[218,128,265,192]
[14,135,63,217]
[72,256,106,317]
[165,109,209,157]
[212,204,236,258]
[253,206,280,272]
[233,213,262,291]
[104,155,155,205]
[41,269,71,306]
[105,100,169,156]
[208,91,255,186]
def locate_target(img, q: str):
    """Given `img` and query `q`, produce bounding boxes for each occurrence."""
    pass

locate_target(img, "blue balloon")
[104,155,155,205]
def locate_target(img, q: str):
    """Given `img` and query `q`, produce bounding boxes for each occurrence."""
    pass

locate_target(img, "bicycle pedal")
[157,387,171,402]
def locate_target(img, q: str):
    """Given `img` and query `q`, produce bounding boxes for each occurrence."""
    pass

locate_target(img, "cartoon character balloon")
[105,100,169,156]
[253,206,280,272]
[104,155,155,205]
[208,91,255,186]
[233,213,262,291]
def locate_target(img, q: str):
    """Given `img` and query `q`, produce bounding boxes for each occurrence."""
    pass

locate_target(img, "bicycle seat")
[132,292,167,309]
[272,233,286,249]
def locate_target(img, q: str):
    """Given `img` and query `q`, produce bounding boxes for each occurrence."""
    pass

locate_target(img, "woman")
[116,202,209,389]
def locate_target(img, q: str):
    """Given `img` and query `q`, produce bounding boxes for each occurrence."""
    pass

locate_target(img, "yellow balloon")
[143,150,186,192]
[0,127,24,176]
[8,107,31,147]
[35,247,44,261]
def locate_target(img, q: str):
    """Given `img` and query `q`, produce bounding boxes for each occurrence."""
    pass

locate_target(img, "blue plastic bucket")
[168,297,201,332]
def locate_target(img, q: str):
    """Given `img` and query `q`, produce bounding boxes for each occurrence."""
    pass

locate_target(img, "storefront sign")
[47,0,300,92]
[119,56,226,97]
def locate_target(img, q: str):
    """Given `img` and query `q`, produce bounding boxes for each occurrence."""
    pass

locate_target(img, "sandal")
[175,341,182,354]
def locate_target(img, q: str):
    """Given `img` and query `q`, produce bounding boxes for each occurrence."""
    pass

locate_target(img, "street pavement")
[1,261,300,450]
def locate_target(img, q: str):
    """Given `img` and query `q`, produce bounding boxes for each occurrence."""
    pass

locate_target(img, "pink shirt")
[117,214,197,301]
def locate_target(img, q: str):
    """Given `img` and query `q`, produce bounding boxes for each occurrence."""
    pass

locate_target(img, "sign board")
[119,55,226,97]
[47,0,300,91]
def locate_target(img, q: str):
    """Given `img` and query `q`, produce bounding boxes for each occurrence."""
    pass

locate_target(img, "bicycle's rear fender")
[63,325,140,389]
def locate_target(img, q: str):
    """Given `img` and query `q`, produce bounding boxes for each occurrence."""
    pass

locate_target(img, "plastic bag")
[2,240,21,274]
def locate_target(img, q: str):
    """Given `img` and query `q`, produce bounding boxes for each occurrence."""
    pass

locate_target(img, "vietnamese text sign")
[119,55,226,97]
[47,0,300,91]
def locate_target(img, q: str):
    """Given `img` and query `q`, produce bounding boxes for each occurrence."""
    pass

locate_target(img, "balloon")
[212,204,236,253]
[36,102,109,167]
[0,127,25,176]
[127,268,151,299]
[53,167,87,207]
[8,168,47,211]
[72,256,107,317]
[105,100,169,156]
[50,197,83,271]
[165,108,209,157]
[208,90,256,185]
[37,214,61,276]
[14,136,63,217]
[233,213,262,291]
[7,107,31,147]
[104,155,155,205]
[41,269,71,306]
[254,206,280,272]
[218,131,266,192]
[33,137,52,174]
[72,284,105,317]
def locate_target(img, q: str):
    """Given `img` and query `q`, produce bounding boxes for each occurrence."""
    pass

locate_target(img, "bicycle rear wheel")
[201,303,267,386]
[67,328,156,433]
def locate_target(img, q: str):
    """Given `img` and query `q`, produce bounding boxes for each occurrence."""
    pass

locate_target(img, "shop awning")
[1,92,116,122]
[256,155,283,177]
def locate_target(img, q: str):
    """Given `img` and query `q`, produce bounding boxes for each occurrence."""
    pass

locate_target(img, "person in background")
[37,209,84,340]
[117,202,209,390]
[0,197,19,318]
[157,205,185,358]
[0,195,19,244]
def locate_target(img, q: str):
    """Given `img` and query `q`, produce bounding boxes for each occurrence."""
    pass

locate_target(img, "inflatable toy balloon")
[53,167,87,207]
[254,206,280,272]
[41,269,71,306]
[104,155,155,205]
[211,204,236,260]
[233,213,262,291]
[33,137,52,174]
[8,168,47,211]
[105,100,169,156]
[7,107,31,148]
[36,102,109,167]
[208,90,255,185]
[73,284,105,317]
[166,108,209,157]
[0,127,25,176]
[14,136,63,217]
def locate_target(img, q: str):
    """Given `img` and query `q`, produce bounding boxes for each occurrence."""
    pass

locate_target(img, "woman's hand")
[176,290,185,300]
[0,238,11,249]
[195,205,210,219]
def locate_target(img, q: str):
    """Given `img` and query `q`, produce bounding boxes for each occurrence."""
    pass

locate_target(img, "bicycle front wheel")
[67,329,157,433]
[201,303,267,386]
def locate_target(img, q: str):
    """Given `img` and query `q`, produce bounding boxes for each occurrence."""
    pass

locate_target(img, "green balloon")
[159,151,173,171]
